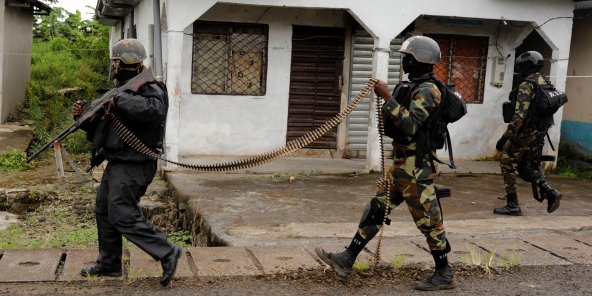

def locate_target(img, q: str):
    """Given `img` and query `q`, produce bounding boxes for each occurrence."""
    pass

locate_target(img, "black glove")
[496,136,508,152]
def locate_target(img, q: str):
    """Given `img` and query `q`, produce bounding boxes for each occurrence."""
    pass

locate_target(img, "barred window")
[191,21,268,95]
[428,35,488,103]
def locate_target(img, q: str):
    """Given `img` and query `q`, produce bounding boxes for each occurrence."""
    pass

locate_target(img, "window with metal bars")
[191,21,268,95]
[428,34,488,103]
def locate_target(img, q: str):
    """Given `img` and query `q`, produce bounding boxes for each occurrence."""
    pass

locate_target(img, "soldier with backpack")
[495,51,566,216]
[315,36,466,291]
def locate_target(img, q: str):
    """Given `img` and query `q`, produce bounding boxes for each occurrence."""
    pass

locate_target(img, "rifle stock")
[26,68,156,162]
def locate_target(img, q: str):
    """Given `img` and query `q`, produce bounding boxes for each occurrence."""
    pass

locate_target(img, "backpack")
[502,78,567,151]
[502,78,567,124]
[383,76,467,169]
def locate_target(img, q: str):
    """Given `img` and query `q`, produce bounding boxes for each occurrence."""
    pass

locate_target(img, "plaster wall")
[562,11,592,156]
[564,12,592,124]
[126,0,574,162]
[178,5,347,156]
[0,3,33,123]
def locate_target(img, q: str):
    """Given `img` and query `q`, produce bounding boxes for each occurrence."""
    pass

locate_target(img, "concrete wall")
[562,10,592,157]
[0,2,33,123]
[178,5,348,157]
[115,0,574,165]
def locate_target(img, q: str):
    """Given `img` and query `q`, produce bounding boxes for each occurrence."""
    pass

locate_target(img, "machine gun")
[27,68,156,162]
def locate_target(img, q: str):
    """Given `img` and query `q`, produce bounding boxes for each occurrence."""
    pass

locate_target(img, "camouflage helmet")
[399,36,441,64]
[110,39,147,64]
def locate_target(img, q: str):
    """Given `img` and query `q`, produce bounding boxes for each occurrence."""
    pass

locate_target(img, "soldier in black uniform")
[73,39,180,286]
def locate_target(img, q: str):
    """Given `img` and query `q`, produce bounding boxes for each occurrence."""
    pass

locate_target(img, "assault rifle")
[27,68,156,162]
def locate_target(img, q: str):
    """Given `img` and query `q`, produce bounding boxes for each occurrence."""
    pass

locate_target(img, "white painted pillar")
[164,29,184,165]
[366,37,391,171]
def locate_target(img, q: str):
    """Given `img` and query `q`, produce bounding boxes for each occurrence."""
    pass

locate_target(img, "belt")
[394,150,416,159]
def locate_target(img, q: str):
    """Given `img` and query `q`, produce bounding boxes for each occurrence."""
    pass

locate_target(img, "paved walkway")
[0,232,591,282]
[1,157,591,282]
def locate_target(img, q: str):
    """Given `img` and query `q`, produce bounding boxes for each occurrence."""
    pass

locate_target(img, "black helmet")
[515,51,544,75]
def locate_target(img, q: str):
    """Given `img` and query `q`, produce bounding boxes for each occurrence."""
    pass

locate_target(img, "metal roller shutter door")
[347,30,402,154]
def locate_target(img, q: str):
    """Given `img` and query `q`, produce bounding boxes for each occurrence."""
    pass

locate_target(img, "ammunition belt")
[107,78,379,172]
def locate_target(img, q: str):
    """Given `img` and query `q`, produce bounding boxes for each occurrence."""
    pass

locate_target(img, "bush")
[21,8,110,156]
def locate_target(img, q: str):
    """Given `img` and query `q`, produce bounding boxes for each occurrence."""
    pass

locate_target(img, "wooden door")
[287,26,345,149]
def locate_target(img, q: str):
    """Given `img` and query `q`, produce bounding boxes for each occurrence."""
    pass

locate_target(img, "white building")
[0,0,50,123]
[95,0,574,170]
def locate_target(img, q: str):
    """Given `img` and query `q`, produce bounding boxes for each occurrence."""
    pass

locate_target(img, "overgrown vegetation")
[16,7,110,156]
[0,205,97,249]
[554,143,592,179]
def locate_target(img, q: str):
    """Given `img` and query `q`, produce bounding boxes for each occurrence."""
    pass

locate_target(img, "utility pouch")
[502,89,517,123]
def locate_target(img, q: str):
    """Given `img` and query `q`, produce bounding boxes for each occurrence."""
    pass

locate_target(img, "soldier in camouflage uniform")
[494,51,562,215]
[315,36,454,291]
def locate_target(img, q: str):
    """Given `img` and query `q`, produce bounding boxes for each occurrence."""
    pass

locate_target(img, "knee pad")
[517,162,542,182]
[359,197,391,228]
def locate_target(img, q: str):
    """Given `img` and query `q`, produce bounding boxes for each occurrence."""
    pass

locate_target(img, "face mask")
[402,55,414,74]
[114,70,138,83]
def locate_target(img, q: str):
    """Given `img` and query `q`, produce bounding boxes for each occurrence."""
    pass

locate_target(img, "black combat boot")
[315,231,369,277]
[80,264,122,277]
[493,193,522,216]
[415,250,455,291]
[315,247,355,277]
[539,182,562,213]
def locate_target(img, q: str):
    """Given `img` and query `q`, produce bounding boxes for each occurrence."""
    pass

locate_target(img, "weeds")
[352,261,372,272]
[464,244,483,266]
[168,231,192,247]
[391,254,405,270]
[554,156,592,179]
[0,150,33,172]
[257,171,321,182]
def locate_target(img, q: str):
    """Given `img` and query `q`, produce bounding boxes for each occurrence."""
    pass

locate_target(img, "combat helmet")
[111,38,147,64]
[399,36,441,65]
[515,51,544,75]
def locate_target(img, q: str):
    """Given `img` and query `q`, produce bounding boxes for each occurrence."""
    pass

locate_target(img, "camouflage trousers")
[357,155,447,251]
[501,132,546,194]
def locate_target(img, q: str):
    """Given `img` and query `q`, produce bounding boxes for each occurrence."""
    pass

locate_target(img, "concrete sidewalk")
[0,232,591,283]
[1,157,590,282]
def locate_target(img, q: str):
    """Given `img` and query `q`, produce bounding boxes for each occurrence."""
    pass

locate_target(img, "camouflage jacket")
[383,73,442,151]
[503,72,546,139]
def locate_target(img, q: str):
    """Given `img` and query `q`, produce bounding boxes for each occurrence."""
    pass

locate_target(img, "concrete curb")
[0,234,590,282]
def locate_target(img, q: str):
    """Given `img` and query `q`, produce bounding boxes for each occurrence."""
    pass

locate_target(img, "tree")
[23,5,111,154]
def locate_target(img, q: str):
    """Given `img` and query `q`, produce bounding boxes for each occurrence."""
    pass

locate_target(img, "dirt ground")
[0,264,590,295]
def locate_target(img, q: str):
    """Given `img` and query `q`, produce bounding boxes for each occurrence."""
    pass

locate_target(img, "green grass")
[0,149,33,172]
[554,157,592,179]
[167,230,192,247]
[0,224,98,249]
[391,254,405,270]
[352,261,372,272]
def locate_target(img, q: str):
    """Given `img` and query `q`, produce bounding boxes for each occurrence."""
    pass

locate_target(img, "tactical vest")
[384,76,466,169]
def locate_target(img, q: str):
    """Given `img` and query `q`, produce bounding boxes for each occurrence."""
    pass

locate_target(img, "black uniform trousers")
[95,160,174,268]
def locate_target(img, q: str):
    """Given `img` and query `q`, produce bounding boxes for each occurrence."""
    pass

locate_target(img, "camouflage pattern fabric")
[501,73,547,194]
[357,75,447,251]
[383,74,442,151]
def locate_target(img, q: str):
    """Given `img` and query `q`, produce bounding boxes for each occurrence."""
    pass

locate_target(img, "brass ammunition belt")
[107,78,380,172]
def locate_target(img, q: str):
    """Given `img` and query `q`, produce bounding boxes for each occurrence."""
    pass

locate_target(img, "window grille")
[429,35,488,103]
[191,21,268,96]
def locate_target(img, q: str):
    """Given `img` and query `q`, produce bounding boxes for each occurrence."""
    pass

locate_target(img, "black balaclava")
[402,54,433,79]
